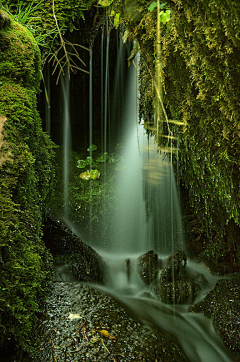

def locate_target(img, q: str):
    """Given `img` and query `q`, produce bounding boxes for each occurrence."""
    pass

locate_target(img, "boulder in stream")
[138,250,159,285]
[156,250,200,304]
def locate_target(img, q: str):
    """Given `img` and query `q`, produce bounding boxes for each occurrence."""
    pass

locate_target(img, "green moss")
[109,0,240,264]
[0,11,55,353]
[1,0,97,36]
[0,12,41,89]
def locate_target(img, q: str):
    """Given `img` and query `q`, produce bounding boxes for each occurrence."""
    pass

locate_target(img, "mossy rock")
[0,11,55,354]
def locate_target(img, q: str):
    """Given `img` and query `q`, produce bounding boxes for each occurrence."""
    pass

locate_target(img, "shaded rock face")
[0,13,55,354]
[138,250,159,285]
[43,210,105,284]
[192,273,240,360]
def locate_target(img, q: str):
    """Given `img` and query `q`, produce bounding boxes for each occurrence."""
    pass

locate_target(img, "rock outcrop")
[43,209,105,284]
[192,273,240,360]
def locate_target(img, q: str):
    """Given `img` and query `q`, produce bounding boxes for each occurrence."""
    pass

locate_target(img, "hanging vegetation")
[107,0,240,267]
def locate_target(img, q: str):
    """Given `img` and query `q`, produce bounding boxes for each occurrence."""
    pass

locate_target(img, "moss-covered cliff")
[107,0,240,272]
[0,10,55,353]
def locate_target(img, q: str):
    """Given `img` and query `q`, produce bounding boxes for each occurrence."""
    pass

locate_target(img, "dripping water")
[89,48,93,240]
[90,45,235,361]
[55,32,236,362]
[61,70,71,217]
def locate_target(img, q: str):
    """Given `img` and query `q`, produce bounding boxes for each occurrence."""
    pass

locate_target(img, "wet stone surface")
[33,282,187,362]
[192,272,240,360]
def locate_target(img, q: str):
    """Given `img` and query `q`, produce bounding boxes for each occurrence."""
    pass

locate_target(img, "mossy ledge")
[0,11,55,354]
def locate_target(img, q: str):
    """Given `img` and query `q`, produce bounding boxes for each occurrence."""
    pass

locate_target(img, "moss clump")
[0,11,55,353]
[1,0,96,37]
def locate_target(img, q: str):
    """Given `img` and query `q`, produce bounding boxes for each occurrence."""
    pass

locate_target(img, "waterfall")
[52,30,236,362]
[89,38,235,362]
[61,71,71,217]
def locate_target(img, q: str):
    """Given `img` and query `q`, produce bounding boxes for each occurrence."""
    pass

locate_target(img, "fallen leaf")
[99,329,116,339]
[68,313,82,320]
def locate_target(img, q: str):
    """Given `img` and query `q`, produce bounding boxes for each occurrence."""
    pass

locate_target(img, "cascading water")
[89,39,235,361]
[54,31,237,362]
[96,51,184,291]
[61,70,71,217]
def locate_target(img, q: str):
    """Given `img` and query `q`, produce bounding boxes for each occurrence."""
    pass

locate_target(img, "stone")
[138,250,159,285]
[157,250,199,304]
[43,209,105,284]
[192,273,240,360]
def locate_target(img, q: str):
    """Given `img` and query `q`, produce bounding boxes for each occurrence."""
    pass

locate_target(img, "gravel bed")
[33,282,187,362]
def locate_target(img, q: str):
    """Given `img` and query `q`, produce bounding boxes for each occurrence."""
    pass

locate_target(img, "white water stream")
[56,33,237,362]
[61,71,71,217]
[90,41,236,362]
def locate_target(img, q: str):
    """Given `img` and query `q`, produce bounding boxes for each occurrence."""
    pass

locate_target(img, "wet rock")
[157,250,199,304]
[155,280,200,304]
[192,273,240,359]
[138,250,159,285]
[164,250,187,281]
[43,209,105,283]
[33,282,187,362]
[125,258,131,282]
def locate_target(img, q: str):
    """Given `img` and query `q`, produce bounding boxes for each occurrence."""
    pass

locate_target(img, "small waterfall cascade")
[89,48,93,237]
[61,70,71,217]
[89,37,235,362]
[96,52,184,292]
[52,30,236,362]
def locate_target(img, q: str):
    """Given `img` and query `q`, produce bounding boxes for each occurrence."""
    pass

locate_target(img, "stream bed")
[33,282,187,362]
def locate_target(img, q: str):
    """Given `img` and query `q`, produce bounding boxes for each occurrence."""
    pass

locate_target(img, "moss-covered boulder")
[0,10,55,353]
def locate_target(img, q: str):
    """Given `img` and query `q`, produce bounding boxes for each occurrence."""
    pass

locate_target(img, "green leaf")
[114,13,121,28]
[108,153,120,163]
[77,160,86,169]
[98,0,113,7]
[90,170,101,179]
[80,170,100,180]
[87,144,97,152]
[148,2,157,12]
[80,171,91,180]
[148,2,166,12]
[96,152,108,163]
[85,156,93,165]
[160,9,171,25]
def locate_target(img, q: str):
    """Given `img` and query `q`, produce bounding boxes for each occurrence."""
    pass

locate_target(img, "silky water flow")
[56,36,237,361]
[90,45,236,361]
[61,71,71,218]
